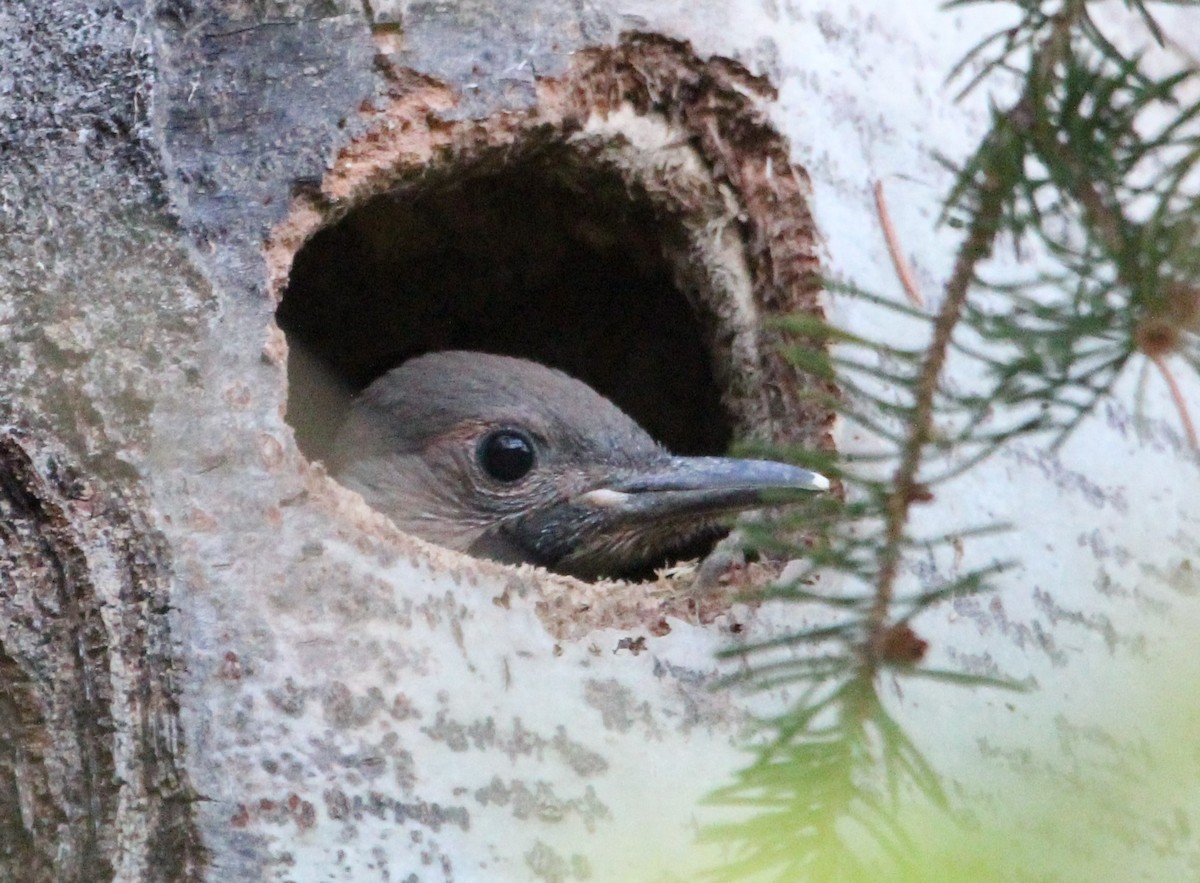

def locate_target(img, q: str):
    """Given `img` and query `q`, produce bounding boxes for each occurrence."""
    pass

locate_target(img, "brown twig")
[1149,353,1199,448]
[874,180,925,308]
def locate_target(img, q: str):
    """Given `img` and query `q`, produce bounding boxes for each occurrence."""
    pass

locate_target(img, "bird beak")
[495,455,830,579]
[575,456,830,523]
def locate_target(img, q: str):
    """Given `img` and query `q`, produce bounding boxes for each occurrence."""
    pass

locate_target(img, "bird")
[331,351,829,581]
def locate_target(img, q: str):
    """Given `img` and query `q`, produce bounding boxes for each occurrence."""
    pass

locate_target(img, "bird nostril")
[478,430,536,482]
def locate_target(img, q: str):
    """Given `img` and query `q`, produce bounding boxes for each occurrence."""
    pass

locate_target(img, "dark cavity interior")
[277,146,735,467]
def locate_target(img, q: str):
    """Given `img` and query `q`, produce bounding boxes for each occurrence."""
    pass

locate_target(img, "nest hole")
[271,39,829,614]
[276,143,736,467]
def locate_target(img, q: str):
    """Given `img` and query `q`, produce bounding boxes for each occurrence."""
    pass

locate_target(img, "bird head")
[332,351,828,580]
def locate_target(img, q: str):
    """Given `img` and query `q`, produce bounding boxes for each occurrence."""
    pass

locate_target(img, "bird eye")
[478,430,536,482]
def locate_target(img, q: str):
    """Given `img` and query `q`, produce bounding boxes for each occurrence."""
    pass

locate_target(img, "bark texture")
[1,1,209,878]
[0,435,205,882]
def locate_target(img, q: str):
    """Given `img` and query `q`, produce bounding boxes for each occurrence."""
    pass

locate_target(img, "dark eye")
[478,430,536,482]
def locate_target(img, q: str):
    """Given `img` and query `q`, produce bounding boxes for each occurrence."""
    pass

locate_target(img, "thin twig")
[1150,353,1199,448]
[874,180,925,308]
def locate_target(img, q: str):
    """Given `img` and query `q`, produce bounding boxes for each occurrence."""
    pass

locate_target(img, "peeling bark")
[0,433,204,882]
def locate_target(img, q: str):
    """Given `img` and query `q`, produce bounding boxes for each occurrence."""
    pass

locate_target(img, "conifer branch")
[705,2,1198,878]
[869,0,1086,660]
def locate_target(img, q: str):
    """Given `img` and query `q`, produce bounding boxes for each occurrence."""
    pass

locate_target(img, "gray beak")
[487,455,829,580]
[575,456,830,523]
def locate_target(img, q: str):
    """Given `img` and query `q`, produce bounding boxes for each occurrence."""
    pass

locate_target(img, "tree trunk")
[2,0,1198,881]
